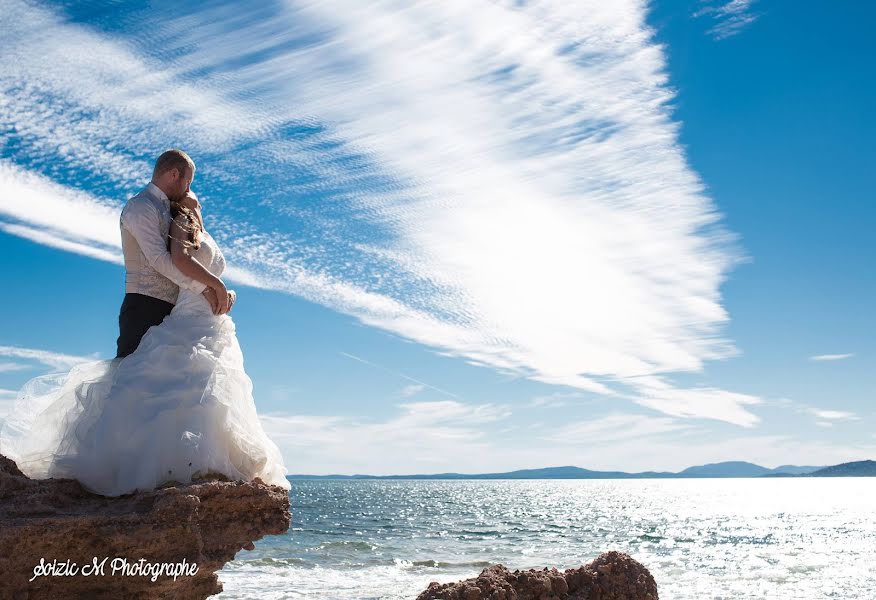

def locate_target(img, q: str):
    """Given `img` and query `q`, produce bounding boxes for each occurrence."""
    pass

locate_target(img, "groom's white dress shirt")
[120,182,207,305]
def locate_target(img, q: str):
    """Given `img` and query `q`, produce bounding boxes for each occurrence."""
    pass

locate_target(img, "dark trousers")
[116,293,175,358]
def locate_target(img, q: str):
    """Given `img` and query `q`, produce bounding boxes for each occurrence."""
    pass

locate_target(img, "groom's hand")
[202,287,220,315]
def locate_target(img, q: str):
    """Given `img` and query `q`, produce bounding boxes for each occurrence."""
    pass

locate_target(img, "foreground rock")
[0,453,291,599]
[417,551,658,600]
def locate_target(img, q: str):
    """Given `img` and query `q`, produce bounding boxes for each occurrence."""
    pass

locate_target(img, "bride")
[0,185,291,497]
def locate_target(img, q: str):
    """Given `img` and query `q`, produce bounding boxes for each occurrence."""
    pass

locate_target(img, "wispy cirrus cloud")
[0,345,97,371]
[809,353,855,362]
[543,413,691,445]
[812,409,858,420]
[805,407,859,421]
[259,399,511,474]
[626,375,761,427]
[1,0,758,426]
[0,162,123,263]
[399,384,426,397]
[693,0,762,40]
[780,403,861,428]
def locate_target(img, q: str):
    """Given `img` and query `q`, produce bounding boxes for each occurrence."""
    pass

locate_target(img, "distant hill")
[287,461,829,480]
[808,460,876,477]
[678,461,772,478]
[773,464,824,475]
[286,466,669,480]
[679,461,824,478]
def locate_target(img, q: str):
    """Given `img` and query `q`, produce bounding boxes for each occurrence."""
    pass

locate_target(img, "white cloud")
[529,397,566,409]
[693,0,761,40]
[805,408,860,421]
[542,413,690,445]
[0,0,270,181]
[259,399,511,474]
[528,391,591,408]
[0,222,123,265]
[0,0,759,426]
[810,353,855,362]
[629,377,761,427]
[395,400,512,425]
[0,345,96,371]
[258,405,876,474]
[400,384,426,397]
[0,162,122,256]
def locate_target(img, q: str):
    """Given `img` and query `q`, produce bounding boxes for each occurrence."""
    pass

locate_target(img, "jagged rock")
[0,453,291,599]
[416,551,658,600]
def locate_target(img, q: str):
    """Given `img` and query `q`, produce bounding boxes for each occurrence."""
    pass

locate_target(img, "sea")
[216,478,875,599]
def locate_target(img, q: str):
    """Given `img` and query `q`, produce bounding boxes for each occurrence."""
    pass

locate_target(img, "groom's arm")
[121,199,208,295]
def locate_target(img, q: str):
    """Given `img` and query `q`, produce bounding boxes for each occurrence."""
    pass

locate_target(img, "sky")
[0,0,873,475]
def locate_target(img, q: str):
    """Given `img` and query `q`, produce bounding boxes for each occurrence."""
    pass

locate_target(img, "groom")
[115,149,230,358]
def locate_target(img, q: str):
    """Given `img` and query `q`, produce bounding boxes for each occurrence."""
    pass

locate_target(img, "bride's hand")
[201,287,220,315]
[211,280,230,314]
[227,290,237,313]
[179,191,200,211]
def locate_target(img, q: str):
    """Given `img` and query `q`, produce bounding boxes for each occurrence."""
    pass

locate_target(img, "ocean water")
[216,478,876,599]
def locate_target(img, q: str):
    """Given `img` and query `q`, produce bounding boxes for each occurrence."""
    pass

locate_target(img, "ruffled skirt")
[0,301,291,497]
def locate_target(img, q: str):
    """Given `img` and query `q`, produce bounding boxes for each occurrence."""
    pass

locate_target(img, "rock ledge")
[0,453,291,599]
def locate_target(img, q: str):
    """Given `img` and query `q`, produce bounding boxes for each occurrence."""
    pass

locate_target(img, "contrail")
[338,352,461,399]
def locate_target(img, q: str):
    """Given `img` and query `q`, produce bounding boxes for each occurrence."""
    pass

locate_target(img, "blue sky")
[0,0,873,474]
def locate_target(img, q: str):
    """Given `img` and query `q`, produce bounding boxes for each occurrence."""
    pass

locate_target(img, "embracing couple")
[0,150,290,497]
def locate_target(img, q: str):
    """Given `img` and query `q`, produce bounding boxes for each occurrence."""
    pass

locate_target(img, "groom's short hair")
[153,149,195,179]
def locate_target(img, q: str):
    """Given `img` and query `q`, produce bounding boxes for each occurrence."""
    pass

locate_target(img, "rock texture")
[417,551,658,600]
[0,453,291,599]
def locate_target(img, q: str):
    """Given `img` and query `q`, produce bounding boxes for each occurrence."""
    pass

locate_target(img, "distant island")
[288,459,876,479]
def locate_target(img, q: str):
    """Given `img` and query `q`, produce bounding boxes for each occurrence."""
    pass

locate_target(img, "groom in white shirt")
[116,149,228,358]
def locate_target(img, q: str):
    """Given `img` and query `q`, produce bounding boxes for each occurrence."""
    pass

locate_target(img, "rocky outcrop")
[417,551,658,600]
[0,453,291,599]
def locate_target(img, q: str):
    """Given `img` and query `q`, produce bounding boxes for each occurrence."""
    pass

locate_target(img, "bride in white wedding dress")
[0,197,291,497]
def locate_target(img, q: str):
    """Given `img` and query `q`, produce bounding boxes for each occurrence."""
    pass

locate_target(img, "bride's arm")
[169,214,229,312]
[120,198,208,295]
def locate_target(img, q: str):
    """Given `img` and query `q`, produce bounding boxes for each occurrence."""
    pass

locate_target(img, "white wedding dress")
[0,229,291,497]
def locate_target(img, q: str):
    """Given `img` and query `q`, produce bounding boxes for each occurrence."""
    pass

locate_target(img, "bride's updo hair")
[167,201,203,251]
